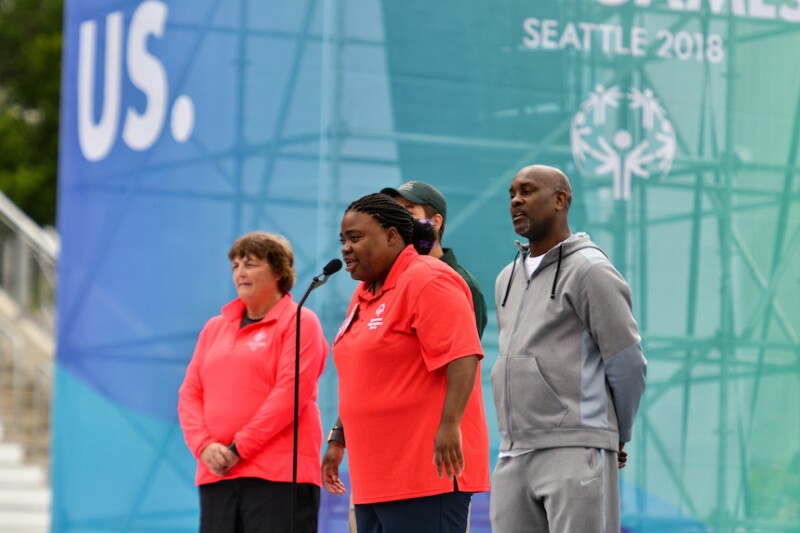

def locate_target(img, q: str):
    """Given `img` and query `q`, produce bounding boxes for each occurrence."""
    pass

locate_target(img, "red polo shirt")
[178,294,328,486]
[333,246,490,504]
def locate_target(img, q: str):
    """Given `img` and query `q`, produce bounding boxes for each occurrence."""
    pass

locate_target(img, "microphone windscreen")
[322,258,343,276]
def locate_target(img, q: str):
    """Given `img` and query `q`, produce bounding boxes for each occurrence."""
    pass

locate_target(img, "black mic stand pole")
[291,260,340,533]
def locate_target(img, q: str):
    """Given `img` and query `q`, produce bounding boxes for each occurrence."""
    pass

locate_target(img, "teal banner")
[55,0,800,530]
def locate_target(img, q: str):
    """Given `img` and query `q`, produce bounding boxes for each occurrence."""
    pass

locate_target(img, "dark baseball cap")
[380,181,447,220]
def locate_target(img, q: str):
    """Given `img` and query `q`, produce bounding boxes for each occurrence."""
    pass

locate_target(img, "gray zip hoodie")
[491,232,647,453]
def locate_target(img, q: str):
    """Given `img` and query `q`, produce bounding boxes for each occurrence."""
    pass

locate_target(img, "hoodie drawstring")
[503,243,564,304]
[501,249,520,307]
[550,244,563,299]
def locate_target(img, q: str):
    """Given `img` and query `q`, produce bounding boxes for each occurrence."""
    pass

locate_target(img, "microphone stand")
[291,265,337,533]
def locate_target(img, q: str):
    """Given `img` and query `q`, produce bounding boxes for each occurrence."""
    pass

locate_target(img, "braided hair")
[346,193,436,255]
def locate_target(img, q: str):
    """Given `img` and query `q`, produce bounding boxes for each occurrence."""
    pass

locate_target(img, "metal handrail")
[0,191,58,262]
[0,189,58,332]
[0,190,55,473]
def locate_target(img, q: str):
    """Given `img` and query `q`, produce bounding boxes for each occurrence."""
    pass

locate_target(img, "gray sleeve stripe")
[605,341,647,442]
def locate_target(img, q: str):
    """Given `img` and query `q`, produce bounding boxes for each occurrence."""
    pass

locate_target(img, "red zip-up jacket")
[178,294,329,486]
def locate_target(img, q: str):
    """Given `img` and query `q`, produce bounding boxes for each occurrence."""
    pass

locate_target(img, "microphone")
[323,258,343,276]
[313,258,343,289]
[291,257,341,533]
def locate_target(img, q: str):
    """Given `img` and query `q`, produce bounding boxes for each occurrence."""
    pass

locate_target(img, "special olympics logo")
[571,85,676,201]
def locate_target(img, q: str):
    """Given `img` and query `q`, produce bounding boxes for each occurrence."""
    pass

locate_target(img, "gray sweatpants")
[490,447,620,533]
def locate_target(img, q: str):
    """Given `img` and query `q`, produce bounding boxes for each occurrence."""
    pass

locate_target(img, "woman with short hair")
[179,231,328,532]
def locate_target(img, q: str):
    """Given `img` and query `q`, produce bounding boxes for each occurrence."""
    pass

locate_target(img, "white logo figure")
[368,304,386,330]
[570,85,676,200]
[247,330,267,351]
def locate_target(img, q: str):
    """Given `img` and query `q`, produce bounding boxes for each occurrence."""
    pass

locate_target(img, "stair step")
[0,509,49,532]
[0,488,50,510]
[0,464,45,488]
[0,297,52,533]
[0,443,23,465]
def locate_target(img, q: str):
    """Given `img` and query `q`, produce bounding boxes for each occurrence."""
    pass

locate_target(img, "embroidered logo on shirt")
[247,330,267,351]
[368,304,386,330]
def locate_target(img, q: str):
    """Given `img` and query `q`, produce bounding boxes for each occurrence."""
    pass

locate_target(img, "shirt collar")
[221,293,293,323]
[356,245,417,301]
[440,247,457,267]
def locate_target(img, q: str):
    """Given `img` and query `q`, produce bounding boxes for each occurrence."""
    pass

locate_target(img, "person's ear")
[554,190,569,210]
[431,213,444,235]
[386,226,400,246]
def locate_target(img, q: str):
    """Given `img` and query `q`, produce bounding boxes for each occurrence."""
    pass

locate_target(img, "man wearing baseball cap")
[381,180,487,339]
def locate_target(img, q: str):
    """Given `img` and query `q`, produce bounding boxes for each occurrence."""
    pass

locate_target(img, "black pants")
[354,489,472,533]
[199,477,319,533]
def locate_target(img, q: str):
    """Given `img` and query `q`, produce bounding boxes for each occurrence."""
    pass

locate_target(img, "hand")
[321,443,347,495]
[200,442,238,477]
[220,450,240,476]
[433,421,463,480]
[618,442,628,469]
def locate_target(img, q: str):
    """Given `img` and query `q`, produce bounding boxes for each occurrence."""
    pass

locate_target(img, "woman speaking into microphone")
[322,194,491,533]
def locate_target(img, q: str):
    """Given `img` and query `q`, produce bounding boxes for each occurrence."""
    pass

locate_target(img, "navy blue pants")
[199,477,319,533]
[354,489,472,533]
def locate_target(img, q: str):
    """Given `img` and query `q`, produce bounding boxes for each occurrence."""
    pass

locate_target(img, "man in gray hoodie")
[490,165,647,532]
